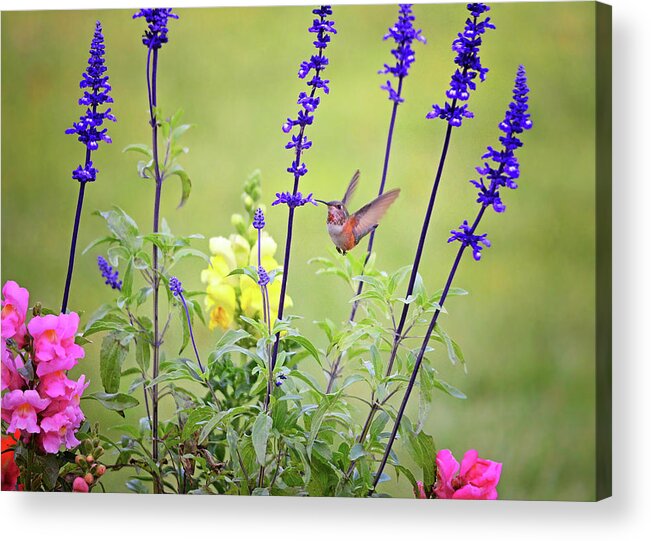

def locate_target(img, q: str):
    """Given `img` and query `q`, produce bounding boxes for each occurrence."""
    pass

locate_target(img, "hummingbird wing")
[351,188,400,242]
[342,170,360,207]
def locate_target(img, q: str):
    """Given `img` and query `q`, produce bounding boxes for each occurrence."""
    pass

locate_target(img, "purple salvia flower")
[97,256,122,291]
[426,3,494,127]
[66,21,116,156]
[253,208,266,230]
[372,65,533,493]
[267,6,336,410]
[258,266,270,287]
[133,8,179,50]
[271,191,318,208]
[448,220,491,261]
[61,21,115,314]
[379,4,426,104]
[169,276,183,297]
[281,5,336,169]
[470,65,533,213]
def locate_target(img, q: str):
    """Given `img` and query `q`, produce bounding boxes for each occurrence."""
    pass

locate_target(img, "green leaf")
[167,164,191,208]
[100,332,129,394]
[284,335,321,366]
[135,335,150,373]
[432,377,467,400]
[94,208,141,251]
[82,236,115,255]
[87,392,139,416]
[123,143,152,157]
[434,323,465,367]
[251,412,272,466]
[349,443,365,461]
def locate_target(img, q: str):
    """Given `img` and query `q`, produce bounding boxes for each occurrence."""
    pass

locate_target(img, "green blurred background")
[2,2,597,500]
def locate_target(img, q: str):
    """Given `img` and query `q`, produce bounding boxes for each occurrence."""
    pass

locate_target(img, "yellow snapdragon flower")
[201,231,291,330]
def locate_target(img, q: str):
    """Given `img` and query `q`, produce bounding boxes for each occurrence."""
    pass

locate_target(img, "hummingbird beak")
[314,199,328,205]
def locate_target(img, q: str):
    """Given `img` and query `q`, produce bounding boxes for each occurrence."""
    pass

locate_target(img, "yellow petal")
[249,232,278,266]
[230,234,251,268]
[208,236,237,269]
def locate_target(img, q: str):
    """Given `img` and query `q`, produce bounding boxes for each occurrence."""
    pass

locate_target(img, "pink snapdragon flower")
[38,370,78,398]
[1,281,29,346]
[1,346,26,392]
[434,449,502,500]
[27,312,85,377]
[42,374,89,426]
[39,411,82,453]
[1,390,51,433]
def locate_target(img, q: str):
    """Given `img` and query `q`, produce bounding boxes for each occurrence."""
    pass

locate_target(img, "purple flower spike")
[427,3,494,127]
[169,276,183,297]
[258,266,270,287]
[470,65,533,213]
[379,4,426,104]
[97,256,122,290]
[253,208,266,230]
[281,5,336,172]
[133,8,179,50]
[66,21,116,159]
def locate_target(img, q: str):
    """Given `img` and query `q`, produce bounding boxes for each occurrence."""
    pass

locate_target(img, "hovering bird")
[315,170,400,255]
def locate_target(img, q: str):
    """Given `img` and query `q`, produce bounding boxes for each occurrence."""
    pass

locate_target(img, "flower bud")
[72,476,89,493]
[95,464,107,477]
[84,473,94,485]
[75,455,85,466]
[86,455,94,463]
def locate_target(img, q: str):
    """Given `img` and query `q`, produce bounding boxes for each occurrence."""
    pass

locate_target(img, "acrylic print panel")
[0,2,611,500]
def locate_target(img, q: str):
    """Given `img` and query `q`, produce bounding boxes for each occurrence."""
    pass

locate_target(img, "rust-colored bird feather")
[352,188,401,242]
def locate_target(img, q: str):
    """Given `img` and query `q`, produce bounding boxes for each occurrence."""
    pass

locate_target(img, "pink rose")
[1,390,50,434]
[1,345,27,392]
[434,449,502,500]
[27,312,85,377]
[1,281,29,346]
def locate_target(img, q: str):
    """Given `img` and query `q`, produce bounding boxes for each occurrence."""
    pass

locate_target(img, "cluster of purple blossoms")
[65,21,116,182]
[279,6,336,188]
[449,65,532,261]
[97,256,122,290]
[133,8,179,50]
[252,208,266,230]
[169,276,183,297]
[426,3,495,127]
[448,220,491,261]
[379,4,426,104]
[271,191,318,208]
[258,266,270,287]
[470,65,533,213]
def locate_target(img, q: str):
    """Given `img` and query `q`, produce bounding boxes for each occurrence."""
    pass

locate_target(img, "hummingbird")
[315,170,400,255]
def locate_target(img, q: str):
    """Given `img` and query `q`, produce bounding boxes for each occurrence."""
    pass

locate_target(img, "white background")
[1,0,648,538]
